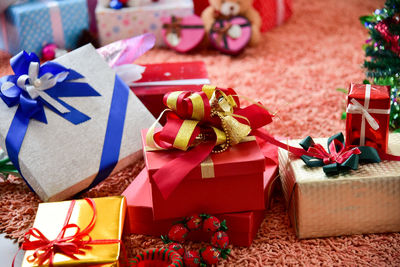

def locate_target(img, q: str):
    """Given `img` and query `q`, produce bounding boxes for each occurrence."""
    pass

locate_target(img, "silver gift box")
[279,133,400,238]
[0,44,157,201]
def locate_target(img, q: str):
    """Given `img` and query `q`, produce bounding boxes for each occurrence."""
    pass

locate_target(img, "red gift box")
[122,140,279,247]
[131,61,210,124]
[346,83,391,152]
[142,130,266,220]
[193,0,292,32]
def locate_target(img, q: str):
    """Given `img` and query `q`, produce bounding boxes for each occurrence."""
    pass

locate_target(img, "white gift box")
[96,0,193,47]
[278,133,400,238]
[0,44,157,201]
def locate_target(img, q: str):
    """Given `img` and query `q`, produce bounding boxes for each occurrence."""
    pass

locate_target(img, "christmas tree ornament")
[168,224,189,243]
[211,231,229,249]
[186,214,203,230]
[183,250,201,267]
[202,215,221,232]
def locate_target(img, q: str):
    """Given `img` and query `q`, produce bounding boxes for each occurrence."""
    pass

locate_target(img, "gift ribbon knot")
[307,139,361,165]
[8,61,70,113]
[163,16,183,36]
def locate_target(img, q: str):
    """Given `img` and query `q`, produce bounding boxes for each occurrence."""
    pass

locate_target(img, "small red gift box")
[346,83,391,152]
[130,61,210,124]
[123,140,278,247]
[193,0,292,32]
[141,130,266,220]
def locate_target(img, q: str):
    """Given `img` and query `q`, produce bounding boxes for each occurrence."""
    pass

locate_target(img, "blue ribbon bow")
[0,51,100,190]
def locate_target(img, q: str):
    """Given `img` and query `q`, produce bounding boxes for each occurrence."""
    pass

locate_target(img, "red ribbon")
[13,198,123,267]
[306,139,361,165]
[151,88,272,199]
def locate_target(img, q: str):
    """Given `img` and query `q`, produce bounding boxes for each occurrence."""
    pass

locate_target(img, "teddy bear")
[201,0,262,46]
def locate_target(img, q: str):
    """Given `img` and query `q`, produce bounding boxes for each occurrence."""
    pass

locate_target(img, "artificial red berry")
[186,214,202,230]
[201,246,220,265]
[168,224,189,243]
[168,242,185,256]
[119,0,129,4]
[203,216,220,232]
[211,231,229,249]
[183,250,201,267]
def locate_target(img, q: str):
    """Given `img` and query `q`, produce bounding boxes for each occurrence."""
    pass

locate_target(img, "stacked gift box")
[1,11,400,263]
[278,83,400,239]
[122,129,280,246]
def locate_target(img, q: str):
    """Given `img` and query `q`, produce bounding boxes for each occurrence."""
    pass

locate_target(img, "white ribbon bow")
[1,62,70,113]
[346,98,380,130]
[346,84,390,146]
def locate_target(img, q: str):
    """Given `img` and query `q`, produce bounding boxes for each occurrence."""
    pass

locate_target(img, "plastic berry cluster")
[161,214,231,267]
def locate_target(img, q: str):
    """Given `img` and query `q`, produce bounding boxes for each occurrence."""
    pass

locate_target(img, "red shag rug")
[1,0,400,265]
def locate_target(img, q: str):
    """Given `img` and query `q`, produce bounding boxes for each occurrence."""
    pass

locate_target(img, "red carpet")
[1,0,400,265]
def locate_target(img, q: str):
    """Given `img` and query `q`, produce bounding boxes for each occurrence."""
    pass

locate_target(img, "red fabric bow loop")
[307,139,361,165]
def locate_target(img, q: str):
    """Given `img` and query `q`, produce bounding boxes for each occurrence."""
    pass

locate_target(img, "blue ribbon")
[0,51,104,193]
[88,75,129,189]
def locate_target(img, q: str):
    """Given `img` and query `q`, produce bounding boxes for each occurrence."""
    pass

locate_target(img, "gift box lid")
[132,61,210,94]
[348,83,390,108]
[142,129,266,180]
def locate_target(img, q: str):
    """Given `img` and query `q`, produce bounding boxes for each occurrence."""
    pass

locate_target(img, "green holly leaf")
[341,111,347,120]
[220,249,231,259]
[219,220,228,231]
[363,79,370,84]
[336,88,348,94]
[199,213,210,219]
[161,235,171,244]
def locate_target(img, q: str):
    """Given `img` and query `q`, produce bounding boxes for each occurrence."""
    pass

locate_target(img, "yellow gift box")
[21,196,126,267]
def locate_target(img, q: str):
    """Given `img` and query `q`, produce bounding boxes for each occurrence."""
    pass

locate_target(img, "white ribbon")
[1,62,70,113]
[44,1,65,49]
[114,64,146,86]
[346,84,390,146]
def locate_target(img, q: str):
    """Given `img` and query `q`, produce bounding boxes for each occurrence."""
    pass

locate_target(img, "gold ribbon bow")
[146,85,252,153]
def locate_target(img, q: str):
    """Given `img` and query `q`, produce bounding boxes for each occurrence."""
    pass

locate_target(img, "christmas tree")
[360,0,400,131]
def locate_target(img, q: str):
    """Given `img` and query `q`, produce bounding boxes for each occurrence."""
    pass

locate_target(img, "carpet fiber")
[1,0,400,265]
